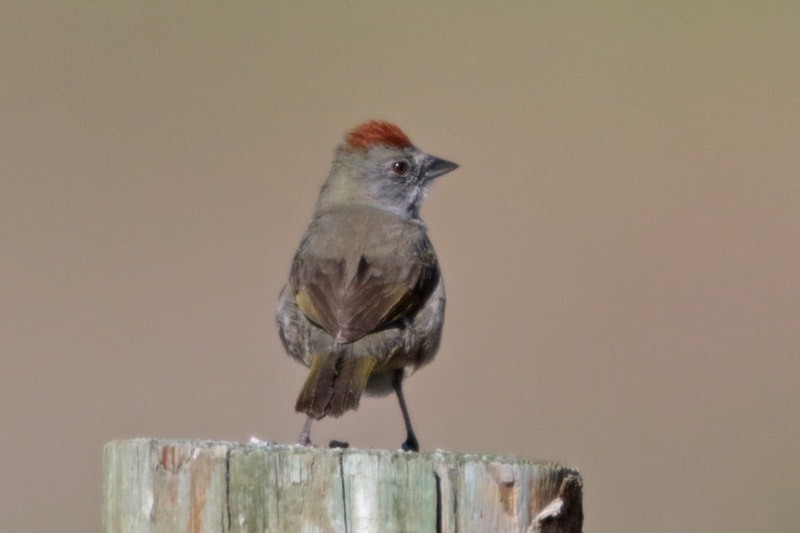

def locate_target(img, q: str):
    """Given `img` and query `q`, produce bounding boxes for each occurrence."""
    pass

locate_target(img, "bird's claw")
[401,435,419,452]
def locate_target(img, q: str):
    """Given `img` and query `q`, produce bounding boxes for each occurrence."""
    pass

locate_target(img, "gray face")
[318,143,458,218]
[361,145,458,217]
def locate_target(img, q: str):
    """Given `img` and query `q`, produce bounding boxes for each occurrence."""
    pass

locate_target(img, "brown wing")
[291,254,438,344]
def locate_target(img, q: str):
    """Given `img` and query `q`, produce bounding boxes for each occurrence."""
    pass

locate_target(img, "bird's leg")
[297,416,313,446]
[392,369,419,452]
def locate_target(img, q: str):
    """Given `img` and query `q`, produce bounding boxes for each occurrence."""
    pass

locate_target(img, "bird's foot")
[401,434,419,452]
[329,440,349,449]
[297,417,314,447]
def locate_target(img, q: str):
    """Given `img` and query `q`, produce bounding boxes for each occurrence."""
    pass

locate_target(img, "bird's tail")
[295,352,377,420]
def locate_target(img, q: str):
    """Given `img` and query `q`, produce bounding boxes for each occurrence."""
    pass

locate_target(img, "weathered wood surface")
[103,439,582,533]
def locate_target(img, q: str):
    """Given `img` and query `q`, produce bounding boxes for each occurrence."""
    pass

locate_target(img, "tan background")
[2,3,799,532]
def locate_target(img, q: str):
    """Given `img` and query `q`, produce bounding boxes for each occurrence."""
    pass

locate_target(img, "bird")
[276,120,458,451]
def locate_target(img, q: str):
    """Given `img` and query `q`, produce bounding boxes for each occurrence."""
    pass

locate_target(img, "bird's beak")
[423,156,459,180]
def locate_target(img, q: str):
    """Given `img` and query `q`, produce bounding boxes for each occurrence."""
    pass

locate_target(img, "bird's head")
[317,120,458,218]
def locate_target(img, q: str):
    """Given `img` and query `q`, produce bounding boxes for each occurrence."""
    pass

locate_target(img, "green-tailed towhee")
[276,120,458,451]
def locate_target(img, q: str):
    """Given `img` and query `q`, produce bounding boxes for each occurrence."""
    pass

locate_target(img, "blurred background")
[2,3,799,531]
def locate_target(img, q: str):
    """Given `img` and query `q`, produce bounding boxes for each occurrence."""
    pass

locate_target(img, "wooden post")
[103,439,582,533]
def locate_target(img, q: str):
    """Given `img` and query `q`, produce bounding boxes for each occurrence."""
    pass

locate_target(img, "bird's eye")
[391,161,410,176]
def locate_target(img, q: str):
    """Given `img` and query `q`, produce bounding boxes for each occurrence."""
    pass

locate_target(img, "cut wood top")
[103,439,582,533]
